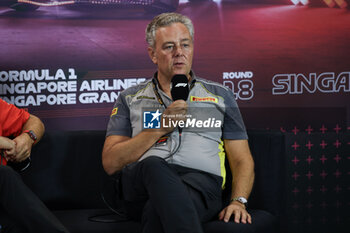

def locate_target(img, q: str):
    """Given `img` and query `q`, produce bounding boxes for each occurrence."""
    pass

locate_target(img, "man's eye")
[165,45,174,50]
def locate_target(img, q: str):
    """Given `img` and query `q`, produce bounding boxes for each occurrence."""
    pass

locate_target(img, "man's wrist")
[23,130,37,144]
[230,200,246,208]
[230,196,248,208]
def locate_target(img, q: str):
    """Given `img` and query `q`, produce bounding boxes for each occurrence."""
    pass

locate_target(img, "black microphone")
[171,74,189,101]
[170,75,189,135]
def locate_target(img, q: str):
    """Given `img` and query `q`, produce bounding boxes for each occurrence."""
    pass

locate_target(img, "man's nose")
[173,45,183,56]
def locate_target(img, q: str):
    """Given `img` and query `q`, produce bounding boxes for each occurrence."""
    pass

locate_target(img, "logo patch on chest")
[190,96,218,103]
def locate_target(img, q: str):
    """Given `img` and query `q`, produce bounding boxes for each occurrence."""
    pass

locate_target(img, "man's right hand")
[0,136,16,161]
[161,100,188,134]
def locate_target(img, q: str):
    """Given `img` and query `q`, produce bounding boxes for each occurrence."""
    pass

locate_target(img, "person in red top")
[0,98,69,233]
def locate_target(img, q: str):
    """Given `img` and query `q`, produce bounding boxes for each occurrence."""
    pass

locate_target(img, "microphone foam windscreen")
[171,75,189,101]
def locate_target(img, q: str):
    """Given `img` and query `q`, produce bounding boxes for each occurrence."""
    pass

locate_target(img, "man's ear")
[147,47,157,64]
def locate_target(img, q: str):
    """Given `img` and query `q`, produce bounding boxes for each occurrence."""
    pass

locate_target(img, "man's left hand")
[6,133,33,162]
[218,202,252,224]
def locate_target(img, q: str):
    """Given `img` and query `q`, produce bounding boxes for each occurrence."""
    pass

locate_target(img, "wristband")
[231,196,248,208]
[23,130,37,143]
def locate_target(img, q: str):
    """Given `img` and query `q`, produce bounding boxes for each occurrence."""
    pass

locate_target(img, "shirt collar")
[152,71,197,89]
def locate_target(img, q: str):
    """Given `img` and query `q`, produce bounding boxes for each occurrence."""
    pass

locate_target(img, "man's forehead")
[162,38,191,44]
[156,26,191,44]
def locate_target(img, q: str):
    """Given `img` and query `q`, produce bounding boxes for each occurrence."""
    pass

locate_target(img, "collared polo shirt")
[106,72,247,183]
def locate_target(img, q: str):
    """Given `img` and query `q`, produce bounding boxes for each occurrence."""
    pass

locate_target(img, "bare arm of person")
[102,100,187,175]
[218,139,255,224]
[7,114,45,162]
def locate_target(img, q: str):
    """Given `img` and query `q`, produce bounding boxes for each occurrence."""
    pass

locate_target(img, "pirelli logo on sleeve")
[110,107,118,117]
[190,96,218,103]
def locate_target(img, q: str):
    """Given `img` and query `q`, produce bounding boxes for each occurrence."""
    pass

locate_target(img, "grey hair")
[145,13,194,48]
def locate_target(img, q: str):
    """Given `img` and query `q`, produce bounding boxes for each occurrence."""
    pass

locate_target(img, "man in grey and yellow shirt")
[102,12,254,233]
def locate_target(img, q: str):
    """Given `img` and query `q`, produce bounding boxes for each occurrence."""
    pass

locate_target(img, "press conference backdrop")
[0,1,349,233]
